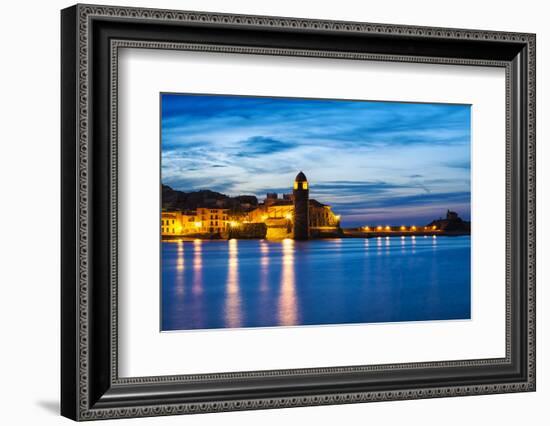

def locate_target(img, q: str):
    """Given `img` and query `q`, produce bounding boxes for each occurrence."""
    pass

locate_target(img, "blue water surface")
[161,236,471,331]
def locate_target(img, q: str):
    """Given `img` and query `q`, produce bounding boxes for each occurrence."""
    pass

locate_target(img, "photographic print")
[160,93,471,331]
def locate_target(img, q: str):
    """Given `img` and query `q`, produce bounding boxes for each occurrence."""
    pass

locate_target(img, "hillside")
[162,185,258,212]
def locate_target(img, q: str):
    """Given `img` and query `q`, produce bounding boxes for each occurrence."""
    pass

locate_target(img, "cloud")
[235,136,295,157]
[313,180,405,190]
[160,93,472,225]
[445,160,471,170]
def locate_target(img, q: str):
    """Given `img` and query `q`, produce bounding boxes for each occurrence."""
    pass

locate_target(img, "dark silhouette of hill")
[162,185,258,212]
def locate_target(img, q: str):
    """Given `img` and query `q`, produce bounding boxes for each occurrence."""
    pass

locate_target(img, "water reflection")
[376,236,382,255]
[259,241,269,293]
[225,239,242,328]
[176,241,184,270]
[192,239,203,295]
[278,239,297,325]
[175,241,184,296]
[162,237,471,331]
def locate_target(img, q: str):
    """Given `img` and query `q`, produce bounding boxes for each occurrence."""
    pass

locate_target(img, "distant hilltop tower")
[293,171,309,240]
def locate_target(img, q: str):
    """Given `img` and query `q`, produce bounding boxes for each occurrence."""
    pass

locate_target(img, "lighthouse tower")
[293,171,309,240]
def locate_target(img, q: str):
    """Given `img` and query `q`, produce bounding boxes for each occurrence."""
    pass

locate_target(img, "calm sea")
[161,236,471,331]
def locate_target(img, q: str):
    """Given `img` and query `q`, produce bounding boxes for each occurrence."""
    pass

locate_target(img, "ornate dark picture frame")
[61,4,536,421]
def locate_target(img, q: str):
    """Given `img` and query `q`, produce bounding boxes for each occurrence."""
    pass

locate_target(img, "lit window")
[303,182,308,190]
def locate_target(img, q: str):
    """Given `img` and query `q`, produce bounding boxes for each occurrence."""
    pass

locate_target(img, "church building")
[247,171,340,240]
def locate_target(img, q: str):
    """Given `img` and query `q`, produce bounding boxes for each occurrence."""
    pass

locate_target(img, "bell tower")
[293,171,309,240]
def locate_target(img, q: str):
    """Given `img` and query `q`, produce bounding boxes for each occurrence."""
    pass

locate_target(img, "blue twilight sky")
[161,93,471,227]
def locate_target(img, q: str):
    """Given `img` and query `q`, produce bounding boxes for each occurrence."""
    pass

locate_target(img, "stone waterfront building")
[247,171,340,240]
[426,209,470,232]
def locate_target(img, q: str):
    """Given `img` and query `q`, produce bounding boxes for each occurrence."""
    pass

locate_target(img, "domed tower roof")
[295,171,307,182]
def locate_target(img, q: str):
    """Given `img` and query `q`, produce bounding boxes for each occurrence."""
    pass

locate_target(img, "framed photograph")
[61,4,536,421]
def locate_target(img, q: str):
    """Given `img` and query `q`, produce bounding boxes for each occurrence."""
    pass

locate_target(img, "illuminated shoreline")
[161,229,470,242]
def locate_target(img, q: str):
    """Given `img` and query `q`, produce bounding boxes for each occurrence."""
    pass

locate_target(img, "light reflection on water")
[278,239,297,326]
[259,241,269,293]
[161,236,471,331]
[175,241,184,297]
[225,239,241,328]
[192,240,203,295]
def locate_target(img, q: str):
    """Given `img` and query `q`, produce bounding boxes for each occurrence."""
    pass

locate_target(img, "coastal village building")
[161,208,229,237]
[160,211,181,236]
[196,207,229,234]
[160,211,199,237]
[161,171,340,240]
